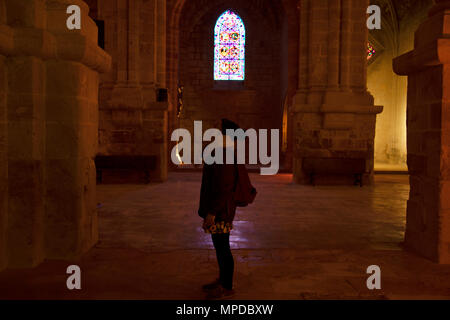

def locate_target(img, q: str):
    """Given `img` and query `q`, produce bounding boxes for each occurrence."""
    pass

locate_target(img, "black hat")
[221,118,240,135]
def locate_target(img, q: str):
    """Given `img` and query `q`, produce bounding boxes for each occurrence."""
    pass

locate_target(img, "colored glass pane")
[214,10,245,81]
[367,42,376,60]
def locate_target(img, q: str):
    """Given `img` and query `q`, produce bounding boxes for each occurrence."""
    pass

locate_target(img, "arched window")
[214,10,246,81]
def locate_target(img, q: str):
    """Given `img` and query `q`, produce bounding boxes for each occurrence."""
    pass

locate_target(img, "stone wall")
[0,0,110,270]
[394,0,450,263]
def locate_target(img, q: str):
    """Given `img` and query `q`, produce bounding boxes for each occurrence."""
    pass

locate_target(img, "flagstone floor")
[1,173,450,300]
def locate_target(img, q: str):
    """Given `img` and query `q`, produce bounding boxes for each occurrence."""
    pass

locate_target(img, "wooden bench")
[302,158,366,186]
[95,155,157,184]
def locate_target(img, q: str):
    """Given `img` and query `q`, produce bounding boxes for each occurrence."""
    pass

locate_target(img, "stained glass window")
[367,42,376,60]
[214,10,246,81]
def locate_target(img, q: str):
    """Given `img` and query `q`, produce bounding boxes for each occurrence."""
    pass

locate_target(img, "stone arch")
[167,0,296,121]
[179,0,285,129]
[167,0,297,168]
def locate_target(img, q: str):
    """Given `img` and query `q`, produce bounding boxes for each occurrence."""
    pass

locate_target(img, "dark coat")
[198,162,238,223]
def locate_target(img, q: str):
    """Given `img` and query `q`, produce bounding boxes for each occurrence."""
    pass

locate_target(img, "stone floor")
[1,173,450,300]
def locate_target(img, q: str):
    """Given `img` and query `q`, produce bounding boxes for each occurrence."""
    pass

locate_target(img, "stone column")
[44,0,110,259]
[116,0,128,83]
[4,0,48,268]
[142,0,168,182]
[128,0,140,84]
[0,0,111,270]
[293,0,383,185]
[327,0,341,91]
[155,0,166,87]
[108,0,143,109]
[393,0,450,263]
[0,0,10,270]
[98,0,168,182]
[98,0,145,164]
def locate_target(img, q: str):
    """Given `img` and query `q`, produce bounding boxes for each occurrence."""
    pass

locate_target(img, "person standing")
[198,119,256,300]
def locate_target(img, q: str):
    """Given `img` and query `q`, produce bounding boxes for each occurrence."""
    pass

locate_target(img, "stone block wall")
[0,0,110,270]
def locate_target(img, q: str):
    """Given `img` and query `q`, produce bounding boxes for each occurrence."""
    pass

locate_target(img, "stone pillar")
[394,0,450,264]
[0,0,10,270]
[155,0,166,87]
[45,0,110,259]
[141,0,168,182]
[293,0,383,185]
[0,0,111,270]
[108,0,143,108]
[98,0,168,182]
[4,0,48,268]
[127,0,140,84]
